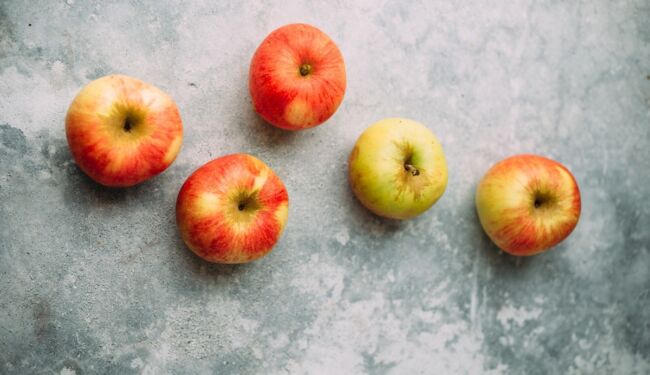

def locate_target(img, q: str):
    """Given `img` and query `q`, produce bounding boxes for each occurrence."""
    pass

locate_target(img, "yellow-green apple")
[249,23,346,130]
[348,118,448,219]
[176,154,289,264]
[65,75,183,187]
[475,154,581,256]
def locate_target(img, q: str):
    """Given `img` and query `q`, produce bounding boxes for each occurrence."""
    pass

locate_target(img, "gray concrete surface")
[1,1,649,374]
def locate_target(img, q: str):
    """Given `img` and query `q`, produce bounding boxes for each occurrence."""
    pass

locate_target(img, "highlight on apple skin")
[249,23,346,130]
[348,118,448,220]
[65,74,183,187]
[475,154,581,256]
[176,154,289,264]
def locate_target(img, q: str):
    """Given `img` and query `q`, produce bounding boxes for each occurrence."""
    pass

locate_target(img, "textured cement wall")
[1,0,649,374]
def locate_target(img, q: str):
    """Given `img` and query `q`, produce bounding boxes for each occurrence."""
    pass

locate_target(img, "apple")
[65,74,183,187]
[249,23,346,130]
[348,118,448,219]
[475,154,581,256]
[176,154,289,264]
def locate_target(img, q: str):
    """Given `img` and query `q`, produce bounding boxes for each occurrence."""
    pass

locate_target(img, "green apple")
[348,118,448,219]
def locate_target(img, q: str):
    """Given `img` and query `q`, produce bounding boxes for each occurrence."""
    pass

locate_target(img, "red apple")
[176,154,289,264]
[475,154,581,256]
[65,75,183,187]
[249,23,346,130]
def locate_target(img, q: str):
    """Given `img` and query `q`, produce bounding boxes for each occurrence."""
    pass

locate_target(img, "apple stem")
[299,63,312,76]
[404,164,420,176]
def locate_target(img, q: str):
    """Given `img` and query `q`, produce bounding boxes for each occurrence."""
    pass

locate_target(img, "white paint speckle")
[291,253,345,303]
[334,227,350,246]
[60,367,76,375]
[130,358,144,369]
[51,60,65,75]
[496,304,543,329]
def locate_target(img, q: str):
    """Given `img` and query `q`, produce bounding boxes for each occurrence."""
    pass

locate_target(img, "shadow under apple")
[171,231,253,282]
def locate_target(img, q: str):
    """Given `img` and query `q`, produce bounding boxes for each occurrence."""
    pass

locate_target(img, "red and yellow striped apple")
[65,75,183,187]
[176,154,289,264]
[475,154,581,256]
[348,118,448,219]
[249,23,346,130]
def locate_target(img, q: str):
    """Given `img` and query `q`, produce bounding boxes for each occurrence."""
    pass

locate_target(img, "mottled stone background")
[1,1,649,374]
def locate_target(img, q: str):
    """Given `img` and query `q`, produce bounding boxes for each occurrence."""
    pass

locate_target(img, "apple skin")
[176,154,289,264]
[249,23,346,130]
[475,154,581,256]
[348,118,448,219]
[65,75,183,187]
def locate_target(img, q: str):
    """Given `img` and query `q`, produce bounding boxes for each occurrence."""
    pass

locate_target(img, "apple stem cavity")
[121,109,145,133]
[404,163,420,176]
[532,192,554,209]
[123,117,134,132]
[235,191,261,213]
[299,63,312,76]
